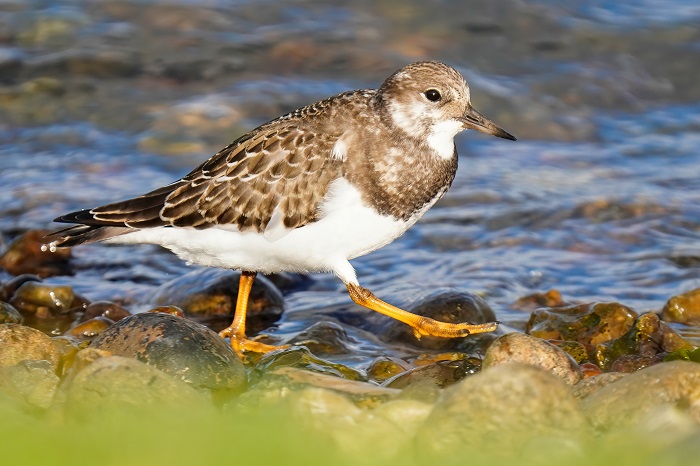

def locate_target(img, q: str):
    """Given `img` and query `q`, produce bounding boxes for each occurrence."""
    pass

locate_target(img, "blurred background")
[0,0,699,347]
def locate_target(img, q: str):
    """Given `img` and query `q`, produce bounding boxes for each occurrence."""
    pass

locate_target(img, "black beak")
[459,106,517,141]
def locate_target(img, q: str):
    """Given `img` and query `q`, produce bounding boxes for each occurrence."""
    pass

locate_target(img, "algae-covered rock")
[594,313,693,371]
[527,301,638,355]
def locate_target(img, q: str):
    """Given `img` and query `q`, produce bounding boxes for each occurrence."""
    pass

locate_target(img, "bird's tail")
[43,224,129,249]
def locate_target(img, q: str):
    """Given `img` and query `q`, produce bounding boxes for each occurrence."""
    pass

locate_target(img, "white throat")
[426,119,463,159]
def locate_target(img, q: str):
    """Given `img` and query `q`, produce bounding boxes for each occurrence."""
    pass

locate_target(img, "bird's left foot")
[408,318,498,340]
[346,283,499,340]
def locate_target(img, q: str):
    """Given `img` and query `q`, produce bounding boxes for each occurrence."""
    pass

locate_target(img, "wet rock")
[366,356,410,384]
[285,387,428,459]
[8,281,86,335]
[511,289,568,311]
[572,372,627,399]
[62,356,210,420]
[0,47,24,84]
[267,367,397,407]
[550,340,589,364]
[0,274,41,302]
[51,336,90,376]
[527,301,638,357]
[0,360,59,411]
[90,313,246,393]
[665,347,700,363]
[140,94,245,153]
[381,289,497,350]
[579,362,604,378]
[594,313,693,371]
[147,305,185,317]
[64,316,113,341]
[662,288,700,324]
[287,321,354,355]
[144,268,284,334]
[78,301,130,323]
[417,363,589,455]
[0,230,72,278]
[0,323,60,370]
[582,361,700,430]
[483,332,582,385]
[28,49,140,78]
[14,8,89,47]
[9,281,75,313]
[252,346,365,383]
[265,272,314,294]
[58,347,112,386]
[0,302,22,324]
[573,198,670,223]
[383,358,480,390]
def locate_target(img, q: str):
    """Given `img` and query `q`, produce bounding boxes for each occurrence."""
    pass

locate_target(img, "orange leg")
[346,283,498,339]
[219,271,288,358]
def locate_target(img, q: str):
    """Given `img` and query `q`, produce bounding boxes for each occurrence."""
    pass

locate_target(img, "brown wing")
[75,124,344,233]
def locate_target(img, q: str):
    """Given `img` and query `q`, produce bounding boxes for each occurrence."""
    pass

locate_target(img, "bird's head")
[378,61,516,158]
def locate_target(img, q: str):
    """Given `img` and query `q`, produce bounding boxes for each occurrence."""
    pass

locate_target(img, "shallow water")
[1,0,699,359]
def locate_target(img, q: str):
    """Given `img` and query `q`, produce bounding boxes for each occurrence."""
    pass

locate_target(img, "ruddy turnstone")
[46,61,516,357]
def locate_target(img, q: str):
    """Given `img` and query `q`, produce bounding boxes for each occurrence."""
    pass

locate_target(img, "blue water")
[1,0,699,354]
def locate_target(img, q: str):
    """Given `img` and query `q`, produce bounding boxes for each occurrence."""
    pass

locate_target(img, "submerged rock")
[366,356,411,384]
[380,288,497,351]
[251,346,365,383]
[0,302,22,324]
[78,301,130,323]
[511,289,568,311]
[144,268,284,334]
[527,301,638,357]
[64,316,113,341]
[0,274,41,302]
[286,321,354,355]
[90,313,246,393]
[0,230,72,278]
[483,332,582,385]
[382,357,480,391]
[8,281,87,335]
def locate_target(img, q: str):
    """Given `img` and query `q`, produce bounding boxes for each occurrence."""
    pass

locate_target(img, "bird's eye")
[424,89,441,102]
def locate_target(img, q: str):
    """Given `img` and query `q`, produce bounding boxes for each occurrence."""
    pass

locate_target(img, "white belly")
[104,178,424,283]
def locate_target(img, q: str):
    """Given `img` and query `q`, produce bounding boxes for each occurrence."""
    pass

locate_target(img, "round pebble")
[483,332,582,385]
[90,313,246,392]
[0,323,60,370]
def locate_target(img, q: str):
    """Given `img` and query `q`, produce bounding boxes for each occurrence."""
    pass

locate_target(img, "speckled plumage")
[47,61,515,284]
